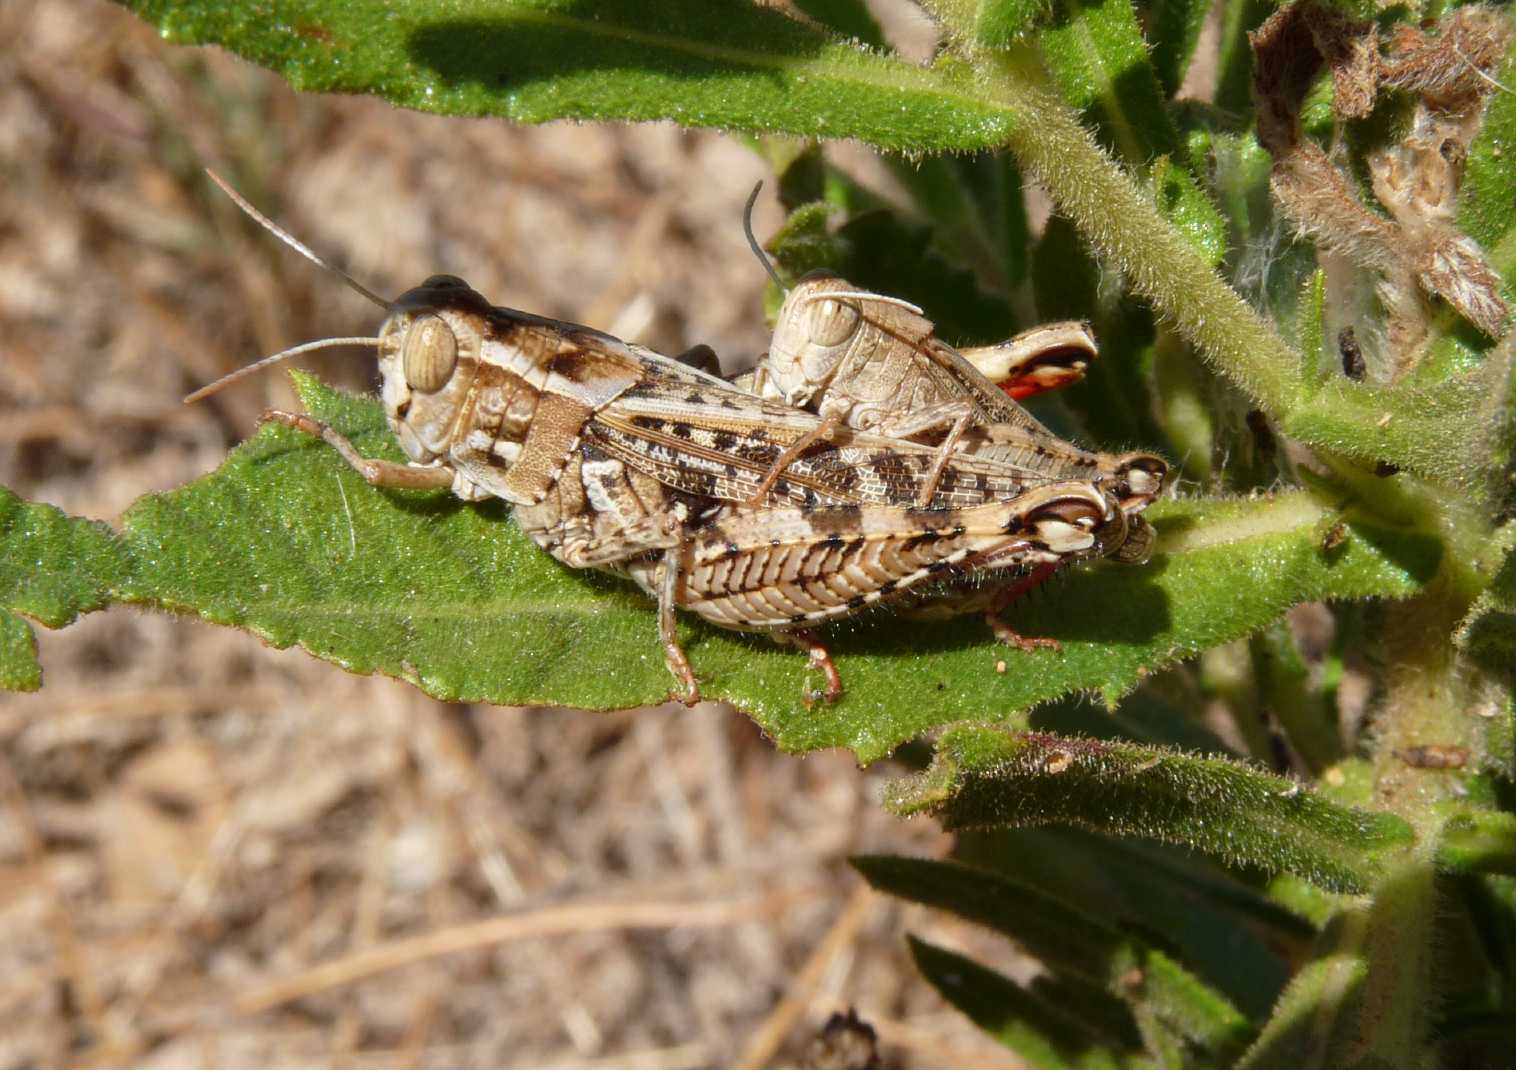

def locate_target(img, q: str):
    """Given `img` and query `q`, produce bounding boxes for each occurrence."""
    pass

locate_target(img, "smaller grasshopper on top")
[728,192,1167,528]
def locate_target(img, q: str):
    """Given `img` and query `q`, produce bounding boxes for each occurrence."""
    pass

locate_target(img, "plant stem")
[923,25,1307,418]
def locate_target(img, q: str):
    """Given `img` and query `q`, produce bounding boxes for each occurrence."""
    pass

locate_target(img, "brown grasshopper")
[726,195,1165,524]
[705,211,1168,648]
[189,173,1136,704]
[736,273,1167,520]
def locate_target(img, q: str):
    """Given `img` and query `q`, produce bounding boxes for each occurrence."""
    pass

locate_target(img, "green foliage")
[858,855,1252,1056]
[22,1,1516,1065]
[124,0,1030,152]
[884,726,1414,891]
[0,488,123,690]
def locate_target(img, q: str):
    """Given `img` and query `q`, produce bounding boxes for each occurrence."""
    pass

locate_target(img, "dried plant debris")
[1252,1,1513,373]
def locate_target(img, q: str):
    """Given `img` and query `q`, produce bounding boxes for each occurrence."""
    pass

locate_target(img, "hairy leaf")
[1034,0,1226,262]
[958,826,1309,1018]
[907,936,1127,1069]
[120,0,1027,153]
[0,611,41,693]
[1038,0,1179,163]
[969,0,1058,47]
[1438,810,1516,878]
[1456,521,1516,679]
[0,488,126,692]
[1458,35,1516,273]
[1146,0,1213,98]
[11,369,1436,755]
[855,855,1252,1056]
[37,374,1429,762]
[886,726,1416,892]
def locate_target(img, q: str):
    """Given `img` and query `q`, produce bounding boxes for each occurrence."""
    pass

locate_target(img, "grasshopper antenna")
[186,170,391,404]
[204,168,391,311]
[743,181,787,293]
[184,337,383,404]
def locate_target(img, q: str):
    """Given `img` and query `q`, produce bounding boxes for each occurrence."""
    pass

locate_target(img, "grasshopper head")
[768,273,868,408]
[377,275,490,464]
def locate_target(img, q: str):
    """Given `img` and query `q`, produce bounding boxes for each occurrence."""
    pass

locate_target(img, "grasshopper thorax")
[377,275,491,465]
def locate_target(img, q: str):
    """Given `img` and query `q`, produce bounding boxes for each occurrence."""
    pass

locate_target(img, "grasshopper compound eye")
[804,294,863,347]
[400,313,459,393]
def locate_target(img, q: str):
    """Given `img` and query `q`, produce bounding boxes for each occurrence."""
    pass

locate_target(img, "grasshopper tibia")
[656,551,702,706]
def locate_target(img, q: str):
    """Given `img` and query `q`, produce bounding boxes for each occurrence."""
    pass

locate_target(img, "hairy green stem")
[908,16,1308,417]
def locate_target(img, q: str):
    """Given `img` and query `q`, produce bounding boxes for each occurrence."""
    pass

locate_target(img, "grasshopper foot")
[986,615,1064,654]
[777,630,843,706]
[663,641,702,707]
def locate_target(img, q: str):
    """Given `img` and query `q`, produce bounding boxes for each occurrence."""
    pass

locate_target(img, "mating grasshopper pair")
[189,175,1166,704]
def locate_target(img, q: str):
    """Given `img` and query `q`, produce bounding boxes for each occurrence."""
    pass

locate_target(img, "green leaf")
[1233,935,1372,1070]
[1438,810,1516,878]
[0,487,123,629]
[0,611,41,693]
[0,487,126,692]
[1458,34,1516,273]
[1032,214,1100,322]
[907,936,1128,1069]
[1031,0,1225,265]
[1,373,1442,761]
[1145,0,1213,99]
[959,826,1310,1018]
[884,153,1032,292]
[770,198,1017,344]
[1251,619,1342,774]
[119,0,1029,154]
[886,726,1417,892]
[1239,850,1442,1070]
[1295,268,1328,387]
[971,0,1058,47]
[855,855,1252,1056]
[1456,521,1516,679]
[1037,0,1179,164]
[1151,153,1228,267]
[1281,348,1514,495]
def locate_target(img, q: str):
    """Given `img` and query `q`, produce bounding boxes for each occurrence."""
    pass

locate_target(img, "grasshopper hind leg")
[985,561,1064,653]
[774,629,843,706]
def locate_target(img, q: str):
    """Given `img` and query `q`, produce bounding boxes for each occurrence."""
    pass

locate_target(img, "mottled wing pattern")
[587,398,1040,510]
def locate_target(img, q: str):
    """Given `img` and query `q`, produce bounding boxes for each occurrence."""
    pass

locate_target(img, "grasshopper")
[735,273,1168,521]
[189,174,1137,703]
[726,195,1165,523]
[698,205,1169,648]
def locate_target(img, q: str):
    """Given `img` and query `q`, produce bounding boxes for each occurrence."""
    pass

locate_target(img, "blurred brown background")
[0,1,1031,1066]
